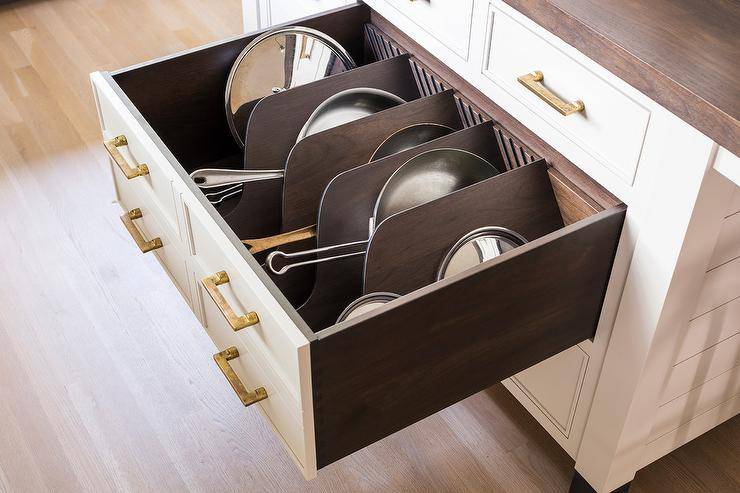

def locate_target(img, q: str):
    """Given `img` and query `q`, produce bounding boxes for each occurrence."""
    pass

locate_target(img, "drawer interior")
[111,4,627,469]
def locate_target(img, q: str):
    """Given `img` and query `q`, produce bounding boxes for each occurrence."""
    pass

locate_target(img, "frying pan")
[242,123,456,253]
[191,87,405,190]
[265,148,500,275]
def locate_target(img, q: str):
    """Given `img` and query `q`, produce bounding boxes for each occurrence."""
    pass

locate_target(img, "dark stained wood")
[311,204,626,468]
[503,0,740,157]
[281,90,463,231]
[370,14,624,209]
[297,123,508,330]
[113,4,371,168]
[363,161,564,295]
[232,54,421,237]
[548,167,601,225]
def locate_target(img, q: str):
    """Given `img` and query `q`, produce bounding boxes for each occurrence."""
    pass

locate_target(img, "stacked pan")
[187,26,534,330]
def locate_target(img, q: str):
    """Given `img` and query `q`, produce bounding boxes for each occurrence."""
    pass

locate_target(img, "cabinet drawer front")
[311,204,625,467]
[484,7,649,185]
[190,257,315,474]
[95,77,179,234]
[187,203,309,401]
[381,0,474,60]
[113,170,190,301]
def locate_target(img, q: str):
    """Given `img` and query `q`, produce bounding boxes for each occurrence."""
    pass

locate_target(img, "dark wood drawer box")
[92,4,625,478]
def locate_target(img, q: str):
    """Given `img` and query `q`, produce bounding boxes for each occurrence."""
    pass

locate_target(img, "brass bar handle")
[214,347,267,407]
[242,224,317,254]
[120,208,162,253]
[201,271,259,332]
[104,135,149,179]
[517,71,584,116]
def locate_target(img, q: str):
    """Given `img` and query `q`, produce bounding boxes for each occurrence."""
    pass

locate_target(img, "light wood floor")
[0,0,737,492]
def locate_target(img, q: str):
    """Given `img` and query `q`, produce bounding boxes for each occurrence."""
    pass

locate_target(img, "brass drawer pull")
[214,347,267,407]
[104,135,149,179]
[202,271,259,331]
[120,208,162,253]
[517,71,584,116]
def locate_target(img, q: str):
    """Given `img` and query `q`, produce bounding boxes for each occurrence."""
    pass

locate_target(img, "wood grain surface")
[312,205,626,467]
[231,54,421,237]
[363,161,563,295]
[298,123,507,330]
[281,90,463,232]
[0,0,736,491]
[503,0,740,157]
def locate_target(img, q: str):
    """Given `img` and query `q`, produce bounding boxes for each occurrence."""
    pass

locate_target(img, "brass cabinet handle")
[517,71,584,116]
[214,347,267,407]
[201,271,259,331]
[120,208,163,253]
[104,135,149,179]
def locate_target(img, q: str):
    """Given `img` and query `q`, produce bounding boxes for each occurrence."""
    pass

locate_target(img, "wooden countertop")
[504,0,740,157]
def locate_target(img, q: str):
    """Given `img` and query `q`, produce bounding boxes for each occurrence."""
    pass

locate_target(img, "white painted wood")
[661,333,740,403]
[729,187,740,216]
[714,146,740,186]
[649,365,739,442]
[576,153,736,491]
[91,70,317,479]
[93,74,180,236]
[708,209,740,269]
[482,6,650,186]
[363,0,474,78]
[502,345,589,457]
[382,0,474,60]
[243,0,261,32]
[640,395,739,469]
[675,297,740,363]
[693,258,740,318]
[189,255,315,477]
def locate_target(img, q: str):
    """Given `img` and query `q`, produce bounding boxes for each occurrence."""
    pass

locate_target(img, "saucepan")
[242,122,456,253]
[192,87,406,197]
[265,148,500,275]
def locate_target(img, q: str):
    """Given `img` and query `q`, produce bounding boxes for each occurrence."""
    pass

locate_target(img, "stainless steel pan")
[370,123,454,161]
[242,122,456,253]
[436,226,527,281]
[192,87,405,197]
[265,148,500,275]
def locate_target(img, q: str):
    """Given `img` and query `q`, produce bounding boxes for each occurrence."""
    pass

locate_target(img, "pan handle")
[190,168,284,189]
[243,225,317,254]
[266,239,368,275]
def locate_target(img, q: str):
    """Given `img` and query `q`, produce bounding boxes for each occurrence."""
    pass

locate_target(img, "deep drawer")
[92,4,625,479]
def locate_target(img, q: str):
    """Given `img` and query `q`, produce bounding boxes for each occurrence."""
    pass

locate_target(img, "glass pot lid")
[225,26,356,148]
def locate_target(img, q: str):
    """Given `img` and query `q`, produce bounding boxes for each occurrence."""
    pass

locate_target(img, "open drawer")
[91,4,625,479]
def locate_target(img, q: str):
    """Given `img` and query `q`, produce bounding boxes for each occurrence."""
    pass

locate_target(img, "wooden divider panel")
[298,123,507,329]
[227,55,421,237]
[281,90,463,231]
[363,161,564,294]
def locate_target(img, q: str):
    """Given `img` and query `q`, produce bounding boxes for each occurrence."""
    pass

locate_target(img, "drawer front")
[380,0,474,60]
[189,257,314,474]
[95,77,180,235]
[483,6,650,185]
[184,200,317,476]
[115,179,191,302]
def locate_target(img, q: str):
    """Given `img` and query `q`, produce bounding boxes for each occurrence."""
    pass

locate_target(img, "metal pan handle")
[266,239,368,275]
[190,168,284,189]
